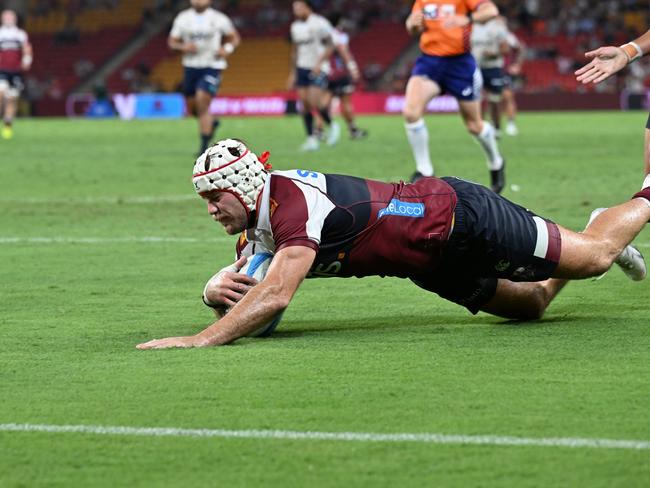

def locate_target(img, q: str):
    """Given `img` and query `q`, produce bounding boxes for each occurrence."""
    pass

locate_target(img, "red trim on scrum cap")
[192,149,251,178]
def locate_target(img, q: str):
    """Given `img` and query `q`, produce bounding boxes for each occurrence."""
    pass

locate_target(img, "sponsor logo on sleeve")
[378,199,425,219]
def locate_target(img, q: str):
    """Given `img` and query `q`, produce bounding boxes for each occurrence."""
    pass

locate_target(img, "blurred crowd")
[11,0,650,102]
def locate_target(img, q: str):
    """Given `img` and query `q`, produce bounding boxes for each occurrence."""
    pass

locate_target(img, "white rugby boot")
[300,135,319,152]
[588,208,647,281]
[326,121,341,146]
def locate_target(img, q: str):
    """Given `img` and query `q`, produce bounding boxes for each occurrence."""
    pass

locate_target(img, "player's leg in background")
[458,99,505,193]
[487,93,503,137]
[1,91,16,140]
[298,85,318,151]
[502,86,518,136]
[340,92,366,139]
[195,88,214,155]
[314,84,339,146]
[403,75,439,181]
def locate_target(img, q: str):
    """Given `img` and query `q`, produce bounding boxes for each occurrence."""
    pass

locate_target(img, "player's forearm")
[196,282,291,346]
[471,2,498,24]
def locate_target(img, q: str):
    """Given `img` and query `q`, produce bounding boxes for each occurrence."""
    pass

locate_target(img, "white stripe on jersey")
[253,171,335,252]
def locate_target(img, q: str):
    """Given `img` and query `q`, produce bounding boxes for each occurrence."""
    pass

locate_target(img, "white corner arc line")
[1,423,649,450]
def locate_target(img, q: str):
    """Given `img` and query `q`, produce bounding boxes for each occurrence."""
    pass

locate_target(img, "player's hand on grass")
[203,256,258,309]
[575,46,628,84]
[136,335,207,350]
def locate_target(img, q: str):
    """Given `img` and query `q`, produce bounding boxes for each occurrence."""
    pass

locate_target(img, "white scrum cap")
[191,139,272,215]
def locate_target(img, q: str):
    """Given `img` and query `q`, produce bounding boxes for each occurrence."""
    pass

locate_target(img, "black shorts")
[327,75,354,97]
[412,177,561,314]
[481,67,507,95]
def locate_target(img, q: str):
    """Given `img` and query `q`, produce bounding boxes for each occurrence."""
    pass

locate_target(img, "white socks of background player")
[474,121,503,171]
[405,119,434,176]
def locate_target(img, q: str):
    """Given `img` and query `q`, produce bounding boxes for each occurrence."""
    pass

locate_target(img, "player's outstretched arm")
[136,246,316,350]
[576,29,650,84]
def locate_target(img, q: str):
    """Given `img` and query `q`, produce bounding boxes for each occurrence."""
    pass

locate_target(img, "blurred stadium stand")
[6,0,650,115]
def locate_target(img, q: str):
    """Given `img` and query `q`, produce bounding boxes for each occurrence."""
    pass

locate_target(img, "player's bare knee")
[465,120,482,135]
[403,108,421,123]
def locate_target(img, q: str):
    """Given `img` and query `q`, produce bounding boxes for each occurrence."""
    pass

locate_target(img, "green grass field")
[2,112,650,487]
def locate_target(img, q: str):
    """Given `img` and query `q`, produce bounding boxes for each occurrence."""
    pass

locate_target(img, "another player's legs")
[0,87,16,139]
[195,89,215,156]
[314,86,339,147]
[340,93,366,139]
[403,75,439,181]
[458,99,505,193]
[502,87,518,136]
[297,86,318,151]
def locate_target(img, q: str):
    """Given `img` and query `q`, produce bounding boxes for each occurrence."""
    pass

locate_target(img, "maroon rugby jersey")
[237,170,457,279]
[0,25,28,72]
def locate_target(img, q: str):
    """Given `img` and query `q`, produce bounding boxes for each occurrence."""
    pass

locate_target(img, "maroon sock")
[632,187,650,203]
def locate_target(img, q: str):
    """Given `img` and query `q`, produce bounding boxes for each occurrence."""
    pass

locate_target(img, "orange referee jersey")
[411,0,488,56]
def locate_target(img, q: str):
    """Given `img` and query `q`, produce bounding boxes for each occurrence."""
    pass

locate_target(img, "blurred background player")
[576,29,650,176]
[0,9,32,140]
[168,0,240,156]
[288,0,338,152]
[403,0,505,193]
[322,13,367,140]
[501,26,525,136]
[471,15,509,138]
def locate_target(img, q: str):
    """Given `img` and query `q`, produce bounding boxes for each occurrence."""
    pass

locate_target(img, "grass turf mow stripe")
[1,423,649,450]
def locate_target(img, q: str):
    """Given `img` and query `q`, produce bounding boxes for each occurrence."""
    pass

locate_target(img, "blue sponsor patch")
[378,199,425,218]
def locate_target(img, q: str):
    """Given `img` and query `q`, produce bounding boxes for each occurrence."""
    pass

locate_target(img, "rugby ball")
[238,252,284,337]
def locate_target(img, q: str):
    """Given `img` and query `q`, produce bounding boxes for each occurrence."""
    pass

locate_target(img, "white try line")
[0,423,648,450]
[0,236,230,245]
[0,195,197,205]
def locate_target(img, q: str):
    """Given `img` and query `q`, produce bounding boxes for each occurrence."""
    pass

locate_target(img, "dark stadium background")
[3,0,649,117]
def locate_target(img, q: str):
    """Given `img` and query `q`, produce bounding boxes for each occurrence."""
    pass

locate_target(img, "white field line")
[0,423,648,450]
[0,195,197,205]
[0,236,230,244]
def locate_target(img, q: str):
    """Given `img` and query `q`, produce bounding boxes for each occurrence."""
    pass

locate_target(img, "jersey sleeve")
[169,15,183,38]
[269,175,334,253]
[333,30,349,46]
[218,12,235,35]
